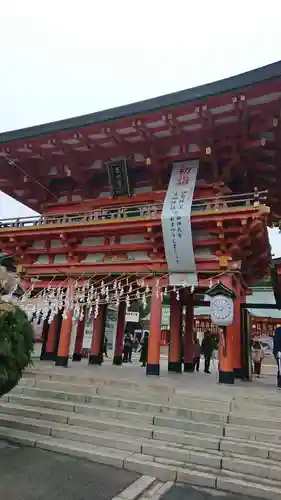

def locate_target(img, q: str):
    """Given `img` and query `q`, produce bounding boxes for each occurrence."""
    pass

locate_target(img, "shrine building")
[1,60,281,384]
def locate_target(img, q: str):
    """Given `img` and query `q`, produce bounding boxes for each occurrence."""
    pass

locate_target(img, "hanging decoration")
[18,268,229,326]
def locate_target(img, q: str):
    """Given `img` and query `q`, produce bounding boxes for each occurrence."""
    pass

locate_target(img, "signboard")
[161,160,199,286]
[105,307,118,350]
[107,159,131,197]
[125,311,140,323]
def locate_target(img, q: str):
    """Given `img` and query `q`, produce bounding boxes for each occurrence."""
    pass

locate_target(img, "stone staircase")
[0,368,281,499]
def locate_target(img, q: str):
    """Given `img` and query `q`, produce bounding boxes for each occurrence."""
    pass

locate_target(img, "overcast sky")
[0,0,280,255]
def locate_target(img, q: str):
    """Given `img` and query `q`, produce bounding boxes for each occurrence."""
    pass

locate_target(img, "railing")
[0,190,267,230]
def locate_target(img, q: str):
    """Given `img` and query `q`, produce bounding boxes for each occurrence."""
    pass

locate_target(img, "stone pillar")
[55,310,73,367]
[72,313,86,362]
[146,279,162,376]
[113,302,126,365]
[168,292,182,373]
[89,303,106,365]
[184,293,195,372]
[41,315,58,361]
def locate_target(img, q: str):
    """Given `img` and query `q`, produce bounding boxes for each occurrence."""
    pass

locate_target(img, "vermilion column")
[113,302,126,365]
[42,315,58,361]
[184,293,195,372]
[232,291,243,379]
[168,292,182,373]
[55,310,73,367]
[72,312,86,362]
[146,279,162,376]
[218,275,235,384]
[89,304,106,365]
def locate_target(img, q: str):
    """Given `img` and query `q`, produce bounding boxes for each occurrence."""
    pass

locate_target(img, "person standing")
[273,326,281,389]
[140,331,149,367]
[201,330,214,374]
[128,334,134,363]
[123,333,131,363]
[251,340,264,378]
[193,338,201,372]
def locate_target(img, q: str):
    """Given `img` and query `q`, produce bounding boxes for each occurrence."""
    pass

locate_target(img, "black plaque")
[107,159,131,197]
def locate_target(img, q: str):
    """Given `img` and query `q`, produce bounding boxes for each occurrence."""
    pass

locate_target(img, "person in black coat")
[123,334,132,363]
[201,330,214,374]
[273,326,281,389]
[139,331,149,367]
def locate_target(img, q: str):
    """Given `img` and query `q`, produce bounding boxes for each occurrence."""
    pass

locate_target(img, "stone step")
[222,454,281,482]
[216,475,281,500]
[38,436,281,499]
[0,410,155,439]
[229,412,281,431]
[23,371,173,396]
[20,377,232,411]
[1,418,281,499]
[0,426,52,447]
[4,399,281,464]
[9,386,281,448]
[2,397,156,425]
[8,389,229,425]
[234,394,281,409]
[7,398,227,438]
[1,423,278,499]
[0,413,58,435]
[2,404,281,472]
[225,423,281,446]
[232,401,281,418]
[7,391,281,451]
[153,414,224,435]
[19,380,281,426]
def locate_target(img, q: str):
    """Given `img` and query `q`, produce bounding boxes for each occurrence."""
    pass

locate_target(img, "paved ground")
[161,484,258,500]
[0,442,139,500]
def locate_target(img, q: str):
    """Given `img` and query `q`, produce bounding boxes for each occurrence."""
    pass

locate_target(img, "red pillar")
[113,302,126,365]
[218,275,235,384]
[146,279,162,376]
[168,292,182,373]
[72,312,86,362]
[42,315,58,361]
[184,293,195,372]
[89,304,106,365]
[55,310,73,367]
[232,290,243,379]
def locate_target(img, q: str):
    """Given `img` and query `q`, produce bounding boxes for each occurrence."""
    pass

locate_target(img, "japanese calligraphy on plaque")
[161,160,199,286]
[107,159,131,197]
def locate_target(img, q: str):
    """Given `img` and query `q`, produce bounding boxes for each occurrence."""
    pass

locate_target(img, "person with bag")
[251,340,264,378]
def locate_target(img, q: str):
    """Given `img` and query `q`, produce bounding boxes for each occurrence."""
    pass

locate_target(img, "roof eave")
[1,60,281,143]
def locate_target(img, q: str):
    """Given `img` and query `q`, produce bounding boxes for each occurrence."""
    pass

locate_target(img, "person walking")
[251,340,264,377]
[103,335,108,358]
[273,326,281,389]
[201,330,214,374]
[193,338,201,372]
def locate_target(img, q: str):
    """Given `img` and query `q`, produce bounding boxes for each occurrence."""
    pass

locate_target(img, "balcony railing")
[0,190,267,230]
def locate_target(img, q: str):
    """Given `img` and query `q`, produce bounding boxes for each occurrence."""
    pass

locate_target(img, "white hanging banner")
[161,160,199,286]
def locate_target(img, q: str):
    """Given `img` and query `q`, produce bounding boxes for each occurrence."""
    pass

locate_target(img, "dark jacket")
[273,327,281,358]
[201,335,214,357]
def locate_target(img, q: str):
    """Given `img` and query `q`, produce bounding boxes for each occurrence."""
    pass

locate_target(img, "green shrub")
[0,301,34,397]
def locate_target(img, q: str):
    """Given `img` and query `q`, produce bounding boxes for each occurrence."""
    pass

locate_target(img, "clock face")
[210,295,234,326]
